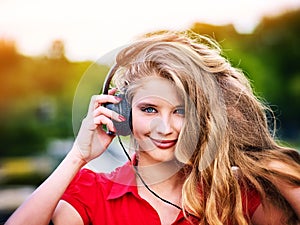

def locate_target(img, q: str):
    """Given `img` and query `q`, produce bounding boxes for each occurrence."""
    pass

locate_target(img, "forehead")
[132,77,183,105]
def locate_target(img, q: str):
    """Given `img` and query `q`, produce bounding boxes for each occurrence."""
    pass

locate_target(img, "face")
[131,77,185,165]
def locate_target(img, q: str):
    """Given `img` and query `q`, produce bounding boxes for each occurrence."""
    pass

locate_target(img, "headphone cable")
[116,135,183,211]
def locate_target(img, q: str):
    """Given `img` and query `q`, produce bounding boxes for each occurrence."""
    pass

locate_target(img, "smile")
[150,137,177,149]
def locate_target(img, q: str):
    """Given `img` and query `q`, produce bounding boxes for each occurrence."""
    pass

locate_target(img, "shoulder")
[63,161,135,197]
[231,166,261,218]
[240,183,261,219]
[54,169,111,225]
[61,168,112,208]
[66,168,111,191]
[65,164,132,193]
[75,168,109,183]
[59,164,131,224]
[251,202,297,225]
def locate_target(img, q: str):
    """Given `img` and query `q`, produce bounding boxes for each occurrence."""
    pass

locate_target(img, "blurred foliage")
[0,41,109,157]
[190,8,300,143]
[0,9,299,158]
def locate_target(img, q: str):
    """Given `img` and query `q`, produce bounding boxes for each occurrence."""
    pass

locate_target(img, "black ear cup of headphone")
[102,65,132,136]
[105,93,132,136]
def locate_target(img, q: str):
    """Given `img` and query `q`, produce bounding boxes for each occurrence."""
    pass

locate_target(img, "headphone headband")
[102,64,119,94]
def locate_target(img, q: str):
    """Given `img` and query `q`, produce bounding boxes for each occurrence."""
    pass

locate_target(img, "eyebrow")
[135,101,184,109]
[135,102,158,108]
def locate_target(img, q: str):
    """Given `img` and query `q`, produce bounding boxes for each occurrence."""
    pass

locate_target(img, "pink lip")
[150,138,177,149]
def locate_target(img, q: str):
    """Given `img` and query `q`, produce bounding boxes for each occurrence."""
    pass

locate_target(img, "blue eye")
[175,108,185,115]
[141,107,157,113]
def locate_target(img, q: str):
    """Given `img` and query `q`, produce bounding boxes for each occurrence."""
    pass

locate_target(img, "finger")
[94,94,122,107]
[93,106,125,122]
[88,94,122,115]
[80,116,97,131]
[108,88,118,95]
[94,115,116,133]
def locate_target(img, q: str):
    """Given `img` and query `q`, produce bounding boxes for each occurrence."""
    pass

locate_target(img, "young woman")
[5,31,300,225]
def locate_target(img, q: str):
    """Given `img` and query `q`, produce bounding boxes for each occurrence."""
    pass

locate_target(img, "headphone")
[102,64,132,136]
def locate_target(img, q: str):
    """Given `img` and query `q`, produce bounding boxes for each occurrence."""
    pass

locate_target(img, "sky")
[0,0,300,61]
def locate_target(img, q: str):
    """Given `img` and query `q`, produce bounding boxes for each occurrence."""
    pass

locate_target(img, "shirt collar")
[105,156,193,223]
[106,156,140,200]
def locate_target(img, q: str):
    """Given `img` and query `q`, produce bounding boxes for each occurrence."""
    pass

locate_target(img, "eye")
[141,107,157,113]
[174,107,185,115]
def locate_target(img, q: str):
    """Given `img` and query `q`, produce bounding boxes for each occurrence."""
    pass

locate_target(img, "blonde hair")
[112,31,300,224]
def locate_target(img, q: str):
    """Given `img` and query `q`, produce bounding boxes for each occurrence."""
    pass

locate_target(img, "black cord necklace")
[116,135,183,211]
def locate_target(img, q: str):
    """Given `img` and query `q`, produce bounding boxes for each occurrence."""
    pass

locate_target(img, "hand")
[73,88,124,163]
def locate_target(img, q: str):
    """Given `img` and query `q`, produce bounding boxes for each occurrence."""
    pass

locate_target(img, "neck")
[135,158,184,189]
[135,162,184,212]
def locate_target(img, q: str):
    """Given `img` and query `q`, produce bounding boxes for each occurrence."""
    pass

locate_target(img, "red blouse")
[61,162,260,225]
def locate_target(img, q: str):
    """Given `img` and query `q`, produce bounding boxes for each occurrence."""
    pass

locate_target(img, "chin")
[148,149,176,163]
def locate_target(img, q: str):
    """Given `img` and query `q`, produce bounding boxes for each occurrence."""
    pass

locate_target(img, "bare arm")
[252,160,300,225]
[267,160,300,218]
[252,202,300,225]
[5,92,122,225]
[52,200,84,225]
[5,149,86,225]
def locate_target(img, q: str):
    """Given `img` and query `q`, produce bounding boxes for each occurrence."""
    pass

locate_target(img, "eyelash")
[141,107,185,115]
[175,108,185,115]
[141,107,157,113]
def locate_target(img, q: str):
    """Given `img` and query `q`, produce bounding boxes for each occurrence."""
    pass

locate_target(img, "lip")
[150,137,177,149]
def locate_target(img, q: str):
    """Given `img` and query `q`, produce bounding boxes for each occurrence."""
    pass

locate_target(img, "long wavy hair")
[112,31,300,224]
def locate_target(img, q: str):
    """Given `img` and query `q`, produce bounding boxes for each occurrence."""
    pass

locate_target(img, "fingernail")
[106,130,115,136]
[118,115,126,121]
[115,96,122,101]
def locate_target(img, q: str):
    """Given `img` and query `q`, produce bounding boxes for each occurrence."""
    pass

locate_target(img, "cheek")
[131,111,151,135]
[173,117,184,132]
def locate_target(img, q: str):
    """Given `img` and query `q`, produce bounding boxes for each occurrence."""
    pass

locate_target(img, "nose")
[150,115,173,135]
